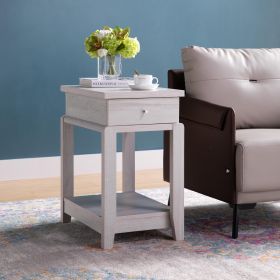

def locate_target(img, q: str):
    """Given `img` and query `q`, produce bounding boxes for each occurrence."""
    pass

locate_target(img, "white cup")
[134,74,159,86]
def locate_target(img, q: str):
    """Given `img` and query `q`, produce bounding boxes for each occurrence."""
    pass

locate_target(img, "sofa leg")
[229,203,256,210]
[167,195,170,206]
[232,204,239,239]
[238,203,256,210]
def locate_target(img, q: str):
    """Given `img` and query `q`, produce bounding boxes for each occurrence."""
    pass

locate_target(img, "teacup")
[134,74,159,86]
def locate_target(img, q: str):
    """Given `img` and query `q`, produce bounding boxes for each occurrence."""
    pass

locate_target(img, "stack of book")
[79,78,133,88]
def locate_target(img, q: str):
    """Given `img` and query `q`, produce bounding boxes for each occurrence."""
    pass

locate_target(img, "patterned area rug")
[1,188,280,280]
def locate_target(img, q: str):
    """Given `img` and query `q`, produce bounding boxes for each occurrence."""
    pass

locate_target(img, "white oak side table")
[60,85,185,249]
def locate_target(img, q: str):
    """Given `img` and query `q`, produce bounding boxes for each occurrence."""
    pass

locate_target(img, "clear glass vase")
[97,54,122,80]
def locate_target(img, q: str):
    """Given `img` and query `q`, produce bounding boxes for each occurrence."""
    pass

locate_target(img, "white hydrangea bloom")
[97,48,108,57]
[96,30,111,39]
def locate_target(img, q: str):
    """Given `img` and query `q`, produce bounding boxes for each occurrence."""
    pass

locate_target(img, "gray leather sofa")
[164,46,280,238]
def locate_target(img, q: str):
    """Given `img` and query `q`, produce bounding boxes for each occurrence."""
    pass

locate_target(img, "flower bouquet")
[85,26,140,79]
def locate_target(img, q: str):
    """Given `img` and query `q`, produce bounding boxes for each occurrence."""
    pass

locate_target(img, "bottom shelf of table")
[64,191,171,234]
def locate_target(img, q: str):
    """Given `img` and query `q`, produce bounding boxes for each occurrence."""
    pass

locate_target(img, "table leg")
[61,117,74,223]
[122,132,135,192]
[169,123,184,240]
[101,127,117,249]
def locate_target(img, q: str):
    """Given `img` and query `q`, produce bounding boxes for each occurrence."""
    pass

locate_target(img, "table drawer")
[108,98,179,125]
[66,94,179,126]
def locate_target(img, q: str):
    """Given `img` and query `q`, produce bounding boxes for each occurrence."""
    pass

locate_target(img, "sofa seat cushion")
[236,129,280,193]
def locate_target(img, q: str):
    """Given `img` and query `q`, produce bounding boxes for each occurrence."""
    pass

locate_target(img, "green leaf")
[122,27,130,38]
[116,42,125,51]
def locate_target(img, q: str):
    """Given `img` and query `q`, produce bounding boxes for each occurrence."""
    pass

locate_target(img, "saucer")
[129,84,159,91]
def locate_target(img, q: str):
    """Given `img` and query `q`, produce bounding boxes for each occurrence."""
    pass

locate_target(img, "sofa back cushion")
[181,46,280,128]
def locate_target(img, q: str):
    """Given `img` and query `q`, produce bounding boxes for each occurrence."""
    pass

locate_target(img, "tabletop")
[61,85,185,100]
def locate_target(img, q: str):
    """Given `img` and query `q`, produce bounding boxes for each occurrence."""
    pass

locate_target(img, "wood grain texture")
[108,98,179,125]
[61,85,185,99]
[66,192,169,217]
[0,169,168,202]
[64,197,102,233]
[66,94,107,125]
[64,116,104,132]
[169,123,185,241]
[101,127,117,249]
[116,212,170,233]
[64,192,170,234]
[61,117,74,223]
[122,132,135,192]
[64,116,173,134]
[60,86,184,249]
[65,94,179,126]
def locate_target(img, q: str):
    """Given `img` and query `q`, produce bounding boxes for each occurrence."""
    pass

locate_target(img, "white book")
[79,78,133,88]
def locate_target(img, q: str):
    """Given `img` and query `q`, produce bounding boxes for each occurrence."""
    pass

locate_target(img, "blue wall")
[1,0,280,159]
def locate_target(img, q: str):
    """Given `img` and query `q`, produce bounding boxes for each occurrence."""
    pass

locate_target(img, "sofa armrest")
[180,97,231,130]
[168,69,186,90]
[164,69,237,203]
[168,69,231,130]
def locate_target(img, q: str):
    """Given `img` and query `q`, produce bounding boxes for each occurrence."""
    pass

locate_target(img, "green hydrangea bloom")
[119,37,140,58]
[102,36,122,56]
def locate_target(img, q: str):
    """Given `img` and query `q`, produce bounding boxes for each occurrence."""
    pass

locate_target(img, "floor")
[0,168,167,202]
[2,188,280,280]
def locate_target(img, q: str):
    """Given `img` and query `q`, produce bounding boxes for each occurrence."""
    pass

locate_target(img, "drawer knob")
[142,109,149,114]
